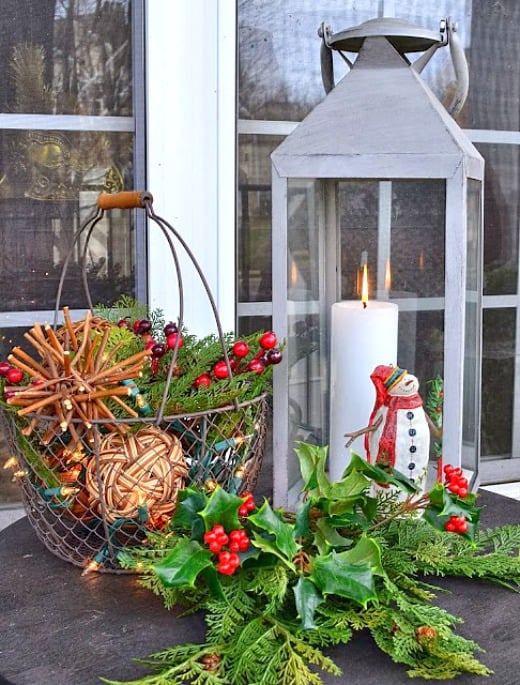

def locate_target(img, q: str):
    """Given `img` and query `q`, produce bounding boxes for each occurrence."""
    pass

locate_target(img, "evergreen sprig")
[100,443,520,684]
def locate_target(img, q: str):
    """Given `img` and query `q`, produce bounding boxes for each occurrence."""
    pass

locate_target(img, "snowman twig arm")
[425,413,442,440]
[344,414,383,449]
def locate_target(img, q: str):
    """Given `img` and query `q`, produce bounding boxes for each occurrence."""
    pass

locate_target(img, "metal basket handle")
[54,191,237,423]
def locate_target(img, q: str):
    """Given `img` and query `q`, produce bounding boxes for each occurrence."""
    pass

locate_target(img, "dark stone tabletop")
[1,488,520,685]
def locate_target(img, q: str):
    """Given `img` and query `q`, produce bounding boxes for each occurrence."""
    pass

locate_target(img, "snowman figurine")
[345,365,430,496]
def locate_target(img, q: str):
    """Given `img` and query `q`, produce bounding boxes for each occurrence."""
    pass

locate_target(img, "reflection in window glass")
[0,131,135,311]
[238,0,472,122]
[0,0,132,116]
[476,143,520,296]
[481,308,514,458]
[0,0,136,314]
[238,135,283,302]
[339,180,446,300]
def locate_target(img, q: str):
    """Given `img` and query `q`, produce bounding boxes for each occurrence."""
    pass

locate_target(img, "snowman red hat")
[369,365,408,409]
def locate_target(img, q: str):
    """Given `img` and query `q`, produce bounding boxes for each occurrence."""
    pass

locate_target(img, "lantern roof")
[271,35,483,180]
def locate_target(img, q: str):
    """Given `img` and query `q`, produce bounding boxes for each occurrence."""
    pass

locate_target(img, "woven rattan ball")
[85,427,187,524]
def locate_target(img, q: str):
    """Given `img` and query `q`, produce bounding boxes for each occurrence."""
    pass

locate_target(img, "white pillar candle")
[329,300,398,481]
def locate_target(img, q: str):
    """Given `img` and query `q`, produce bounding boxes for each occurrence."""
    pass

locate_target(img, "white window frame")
[145,0,236,337]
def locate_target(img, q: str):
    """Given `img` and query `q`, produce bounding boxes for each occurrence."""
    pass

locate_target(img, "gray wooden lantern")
[271,17,484,507]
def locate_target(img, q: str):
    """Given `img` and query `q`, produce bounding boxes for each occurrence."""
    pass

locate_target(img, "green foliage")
[101,444,520,684]
[94,296,277,417]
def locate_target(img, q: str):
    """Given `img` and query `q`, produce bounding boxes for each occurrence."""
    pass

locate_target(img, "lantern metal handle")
[319,16,469,117]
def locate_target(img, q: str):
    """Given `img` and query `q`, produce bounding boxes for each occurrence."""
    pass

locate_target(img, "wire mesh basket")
[1,191,270,573]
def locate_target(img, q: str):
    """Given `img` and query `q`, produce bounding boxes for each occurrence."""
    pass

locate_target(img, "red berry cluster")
[0,361,24,386]
[118,318,184,374]
[443,465,469,498]
[194,331,283,389]
[444,514,469,534]
[203,524,251,575]
[238,491,255,517]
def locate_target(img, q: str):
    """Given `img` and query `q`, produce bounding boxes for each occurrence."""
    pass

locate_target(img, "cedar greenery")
[100,444,520,684]
[94,296,276,417]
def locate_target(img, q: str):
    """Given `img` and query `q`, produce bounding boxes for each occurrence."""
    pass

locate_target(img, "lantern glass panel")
[462,179,483,468]
[286,179,327,486]
[338,178,446,386]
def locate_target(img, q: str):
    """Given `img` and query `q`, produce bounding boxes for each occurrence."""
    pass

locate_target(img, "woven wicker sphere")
[85,427,187,524]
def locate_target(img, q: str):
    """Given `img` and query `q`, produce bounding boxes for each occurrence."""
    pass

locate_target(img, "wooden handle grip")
[97,191,153,210]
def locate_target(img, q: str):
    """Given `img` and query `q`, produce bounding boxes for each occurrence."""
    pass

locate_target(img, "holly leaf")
[293,499,312,539]
[327,470,371,502]
[172,486,208,536]
[342,536,385,577]
[315,517,353,550]
[310,549,377,607]
[250,532,296,571]
[293,577,323,629]
[295,441,330,497]
[342,453,418,494]
[152,539,214,588]
[199,486,243,532]
[249,499,300,562]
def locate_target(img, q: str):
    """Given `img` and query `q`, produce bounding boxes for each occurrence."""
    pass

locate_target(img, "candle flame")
[418,250,425,271]
[385,260,392,292]
[361,264,368,308]
[290,259,298,287]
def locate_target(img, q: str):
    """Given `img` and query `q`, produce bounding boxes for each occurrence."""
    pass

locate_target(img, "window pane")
[476,143,520,296]
[0,131,135,311]
[0,0,132,116]
[481,308,515,457]
[238,135,283,302]
[238,0,471,122]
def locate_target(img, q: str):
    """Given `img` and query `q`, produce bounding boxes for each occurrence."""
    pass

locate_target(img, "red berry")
[229,541,240,552]
[194,374,212,389]
[232,341,250,358]
[213,361,230,379]
[209,541,222,553]
[238,505,249,517]
[259,331,277,349]
[217,563,234,575]
[203,531,216,543]
[457,487,468,498]
[6,368,23,384]
[136,319,152,335]
[151,343,167,357]
[212,525,225,535]
[117,318,130,328]
[164,322,178,337]
[229,552,240,567]
[0,361,11,376]
[247,359,265,375]
[266,348,283,365]
[166,332,184,349]
[457,520,469,533]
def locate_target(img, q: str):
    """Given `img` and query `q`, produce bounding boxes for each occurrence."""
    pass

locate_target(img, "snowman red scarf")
[365,392,424,466]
